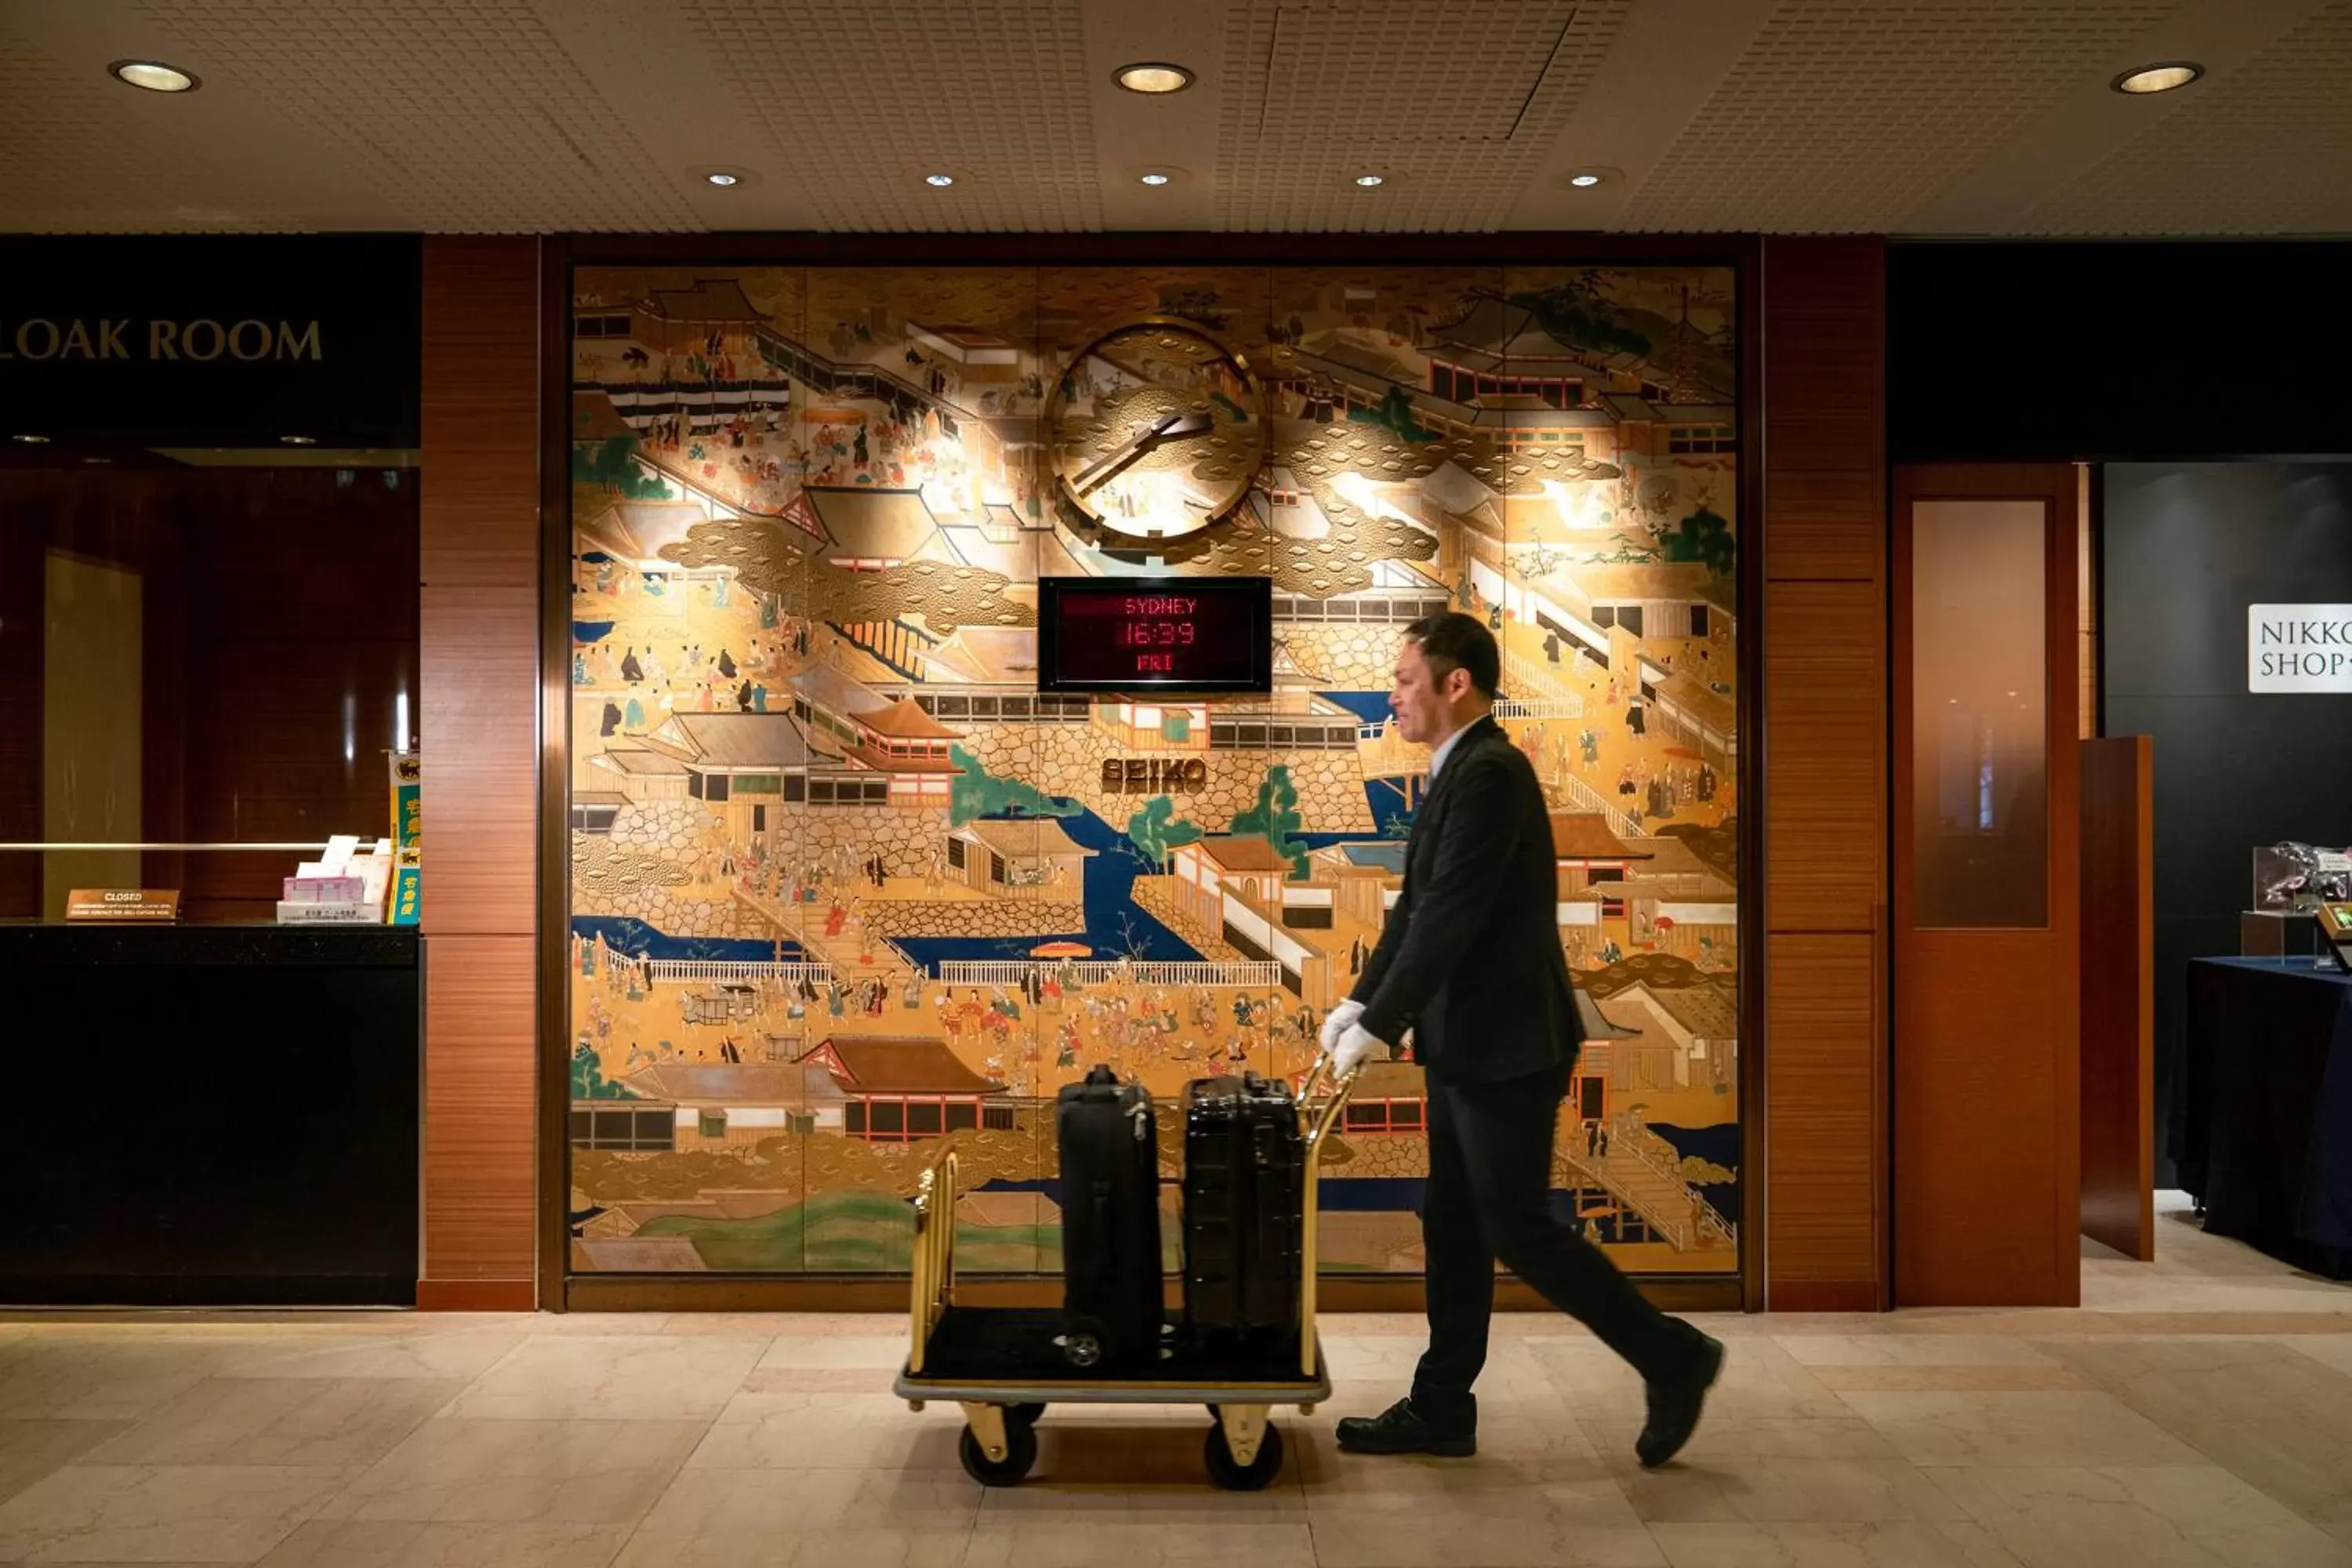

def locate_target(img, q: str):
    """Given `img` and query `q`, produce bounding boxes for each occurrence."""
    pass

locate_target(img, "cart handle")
[1298,1057,1360,1154]
[1297,1058,1359,1379]
[907,1149,960,1377]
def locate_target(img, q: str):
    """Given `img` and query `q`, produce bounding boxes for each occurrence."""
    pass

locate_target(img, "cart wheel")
[1007,1403,1047,1428]
[1204,1421,1285,1490]
[960,1420,1038,1486]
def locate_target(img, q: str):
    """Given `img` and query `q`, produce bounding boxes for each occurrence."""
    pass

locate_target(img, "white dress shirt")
[1425,722,1472,785]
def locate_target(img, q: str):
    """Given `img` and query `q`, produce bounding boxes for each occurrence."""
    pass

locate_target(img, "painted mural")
[565,263,1740,1279]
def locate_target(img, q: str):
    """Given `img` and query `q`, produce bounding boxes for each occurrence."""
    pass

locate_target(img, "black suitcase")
[1055,1065,1165,1368]
[1181,1071,1305,1344]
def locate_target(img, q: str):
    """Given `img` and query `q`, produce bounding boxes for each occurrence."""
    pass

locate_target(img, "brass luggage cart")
[895,1062,1358,1490]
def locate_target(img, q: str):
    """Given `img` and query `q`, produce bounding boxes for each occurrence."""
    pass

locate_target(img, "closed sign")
[2249,605,2352,691]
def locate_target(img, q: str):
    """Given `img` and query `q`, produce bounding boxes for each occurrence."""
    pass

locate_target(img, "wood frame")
[539,231,1765,1315]
[1890,461,2082,1306]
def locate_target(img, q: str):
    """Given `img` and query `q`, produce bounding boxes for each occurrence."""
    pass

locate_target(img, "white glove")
[1330,1022,1385,1075]
[1318,999,1365,1058]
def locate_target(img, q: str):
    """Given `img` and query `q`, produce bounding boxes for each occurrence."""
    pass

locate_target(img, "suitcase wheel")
[960,1418,1038,1486]
[1060,1331,1103,1369]
[1204,1420,1285,1490]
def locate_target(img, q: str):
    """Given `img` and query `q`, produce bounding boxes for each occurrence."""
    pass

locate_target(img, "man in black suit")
[1323,612,1722,1467]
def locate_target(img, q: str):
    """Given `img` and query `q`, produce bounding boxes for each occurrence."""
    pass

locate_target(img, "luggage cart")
[895,1060,1358,1490]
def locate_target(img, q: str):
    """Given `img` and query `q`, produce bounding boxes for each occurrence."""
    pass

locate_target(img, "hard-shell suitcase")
[1181,1071,1305,1343]
[1055,1065,1164,1368]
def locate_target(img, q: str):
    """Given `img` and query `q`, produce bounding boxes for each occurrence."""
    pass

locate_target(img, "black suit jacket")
[1350,714,1581,1085]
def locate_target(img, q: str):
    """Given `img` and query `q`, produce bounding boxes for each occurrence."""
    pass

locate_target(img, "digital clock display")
[1036,575,1272,693]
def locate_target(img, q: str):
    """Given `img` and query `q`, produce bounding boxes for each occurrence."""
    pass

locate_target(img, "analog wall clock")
[1046,319,1267,541]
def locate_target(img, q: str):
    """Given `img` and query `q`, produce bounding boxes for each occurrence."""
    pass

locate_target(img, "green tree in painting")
[948,745,1080,828]
[1126,794,1205,868]
[570,1043,636,1101]
[572,437,674,499]
[1661,504,1736,579]
[1346,383,1436,445]
[1231,764,1311,880]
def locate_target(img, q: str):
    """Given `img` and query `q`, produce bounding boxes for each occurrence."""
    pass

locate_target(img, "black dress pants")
[1410,1064,1702,1432]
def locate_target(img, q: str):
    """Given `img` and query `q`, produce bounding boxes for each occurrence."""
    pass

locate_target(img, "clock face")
[1046,321,1266,541]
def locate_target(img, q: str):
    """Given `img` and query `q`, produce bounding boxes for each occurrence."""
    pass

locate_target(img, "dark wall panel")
[2102,463,2352,1181]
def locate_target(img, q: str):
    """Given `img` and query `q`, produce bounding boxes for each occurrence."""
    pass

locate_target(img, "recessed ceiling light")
[1114,62,1193,94]
[924,172,956,188]
[12,433,49,445]
[2113,61,2202,94]
[705,172,740,187]
[1139,172,1171,187]
[109,59,198,93]
[281,434,318,446]
[1353,172,1385,188]
[1570,172,1604,188]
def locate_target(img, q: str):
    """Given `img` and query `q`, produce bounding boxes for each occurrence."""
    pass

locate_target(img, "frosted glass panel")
[1912,499,2049,929]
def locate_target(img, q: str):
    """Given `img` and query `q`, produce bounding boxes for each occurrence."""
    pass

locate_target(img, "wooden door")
[1893,464,2081,1306]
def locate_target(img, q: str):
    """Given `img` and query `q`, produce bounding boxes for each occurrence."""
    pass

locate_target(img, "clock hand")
[1073,410,1186,495]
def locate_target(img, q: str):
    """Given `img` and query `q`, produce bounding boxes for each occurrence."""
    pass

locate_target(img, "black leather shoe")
[1334,1396,1476,1457]
[1636,1334,1724,1468]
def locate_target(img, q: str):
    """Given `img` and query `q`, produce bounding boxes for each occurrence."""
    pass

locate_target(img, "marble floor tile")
[960,1521,1314,1568]
[975,1422,1308,1515]
[1776,1336,2063,1368]
[1581,1414,1904,1463]
[683,1392,972,1473]
[0,1339,275,1423]
[747,1336,906,1371]
[1833,1390,2207,1468]
[1646,1520,2027,1568]
[1806,1366,2089,1392]
[252,1519,632,1568]
[631,1466,980,1537]
[1306,1512,1668,1567]
[82,1378,466,1469]
[1928,1464,2352,1568]
[0,1462,351,1563]
[0,1421,134,1509]
[445,1338,766,1421]
[218,1333,528,1384]
[2043,1338,2352,1529]
[1595,1451,1967,1526]
[317,1417,708,1524]
[2287,1335,2352,1374]
[608,1523,974,1568]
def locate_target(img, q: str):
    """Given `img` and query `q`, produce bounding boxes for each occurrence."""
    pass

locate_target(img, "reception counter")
[0,922,420,1305]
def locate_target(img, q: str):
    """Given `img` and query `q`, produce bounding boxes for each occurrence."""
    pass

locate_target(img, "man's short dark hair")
[1403,610,1501,699]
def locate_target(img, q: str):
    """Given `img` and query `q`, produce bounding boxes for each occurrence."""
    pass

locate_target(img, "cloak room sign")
[2249,605,2352,692]
[0,234,420,448]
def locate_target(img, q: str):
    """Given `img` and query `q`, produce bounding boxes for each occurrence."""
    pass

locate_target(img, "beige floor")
[2,1197,2348,1567]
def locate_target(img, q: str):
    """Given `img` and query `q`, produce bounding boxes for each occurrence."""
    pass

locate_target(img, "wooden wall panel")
[1763,579,1885,933]
[419,236,540,1308]
[1762,934,1881,1308]
[2080,735,2154,1260]
[422,934,538,1291]
[1760,236,1889,1310]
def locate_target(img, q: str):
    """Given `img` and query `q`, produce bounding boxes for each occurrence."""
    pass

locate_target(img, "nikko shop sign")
[2249,605,2352,692]
[0,234,419,447]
